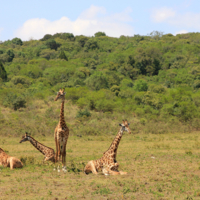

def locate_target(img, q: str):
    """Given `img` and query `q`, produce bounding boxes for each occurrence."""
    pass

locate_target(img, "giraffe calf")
[0,148,23,170]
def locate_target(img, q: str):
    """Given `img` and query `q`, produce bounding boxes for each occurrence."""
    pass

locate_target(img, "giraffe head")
[54,88,66,101]
[119,120,131,134]
[19,132,31,143]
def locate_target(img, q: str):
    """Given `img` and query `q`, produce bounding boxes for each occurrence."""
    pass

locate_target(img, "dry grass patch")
[0,133,200,199]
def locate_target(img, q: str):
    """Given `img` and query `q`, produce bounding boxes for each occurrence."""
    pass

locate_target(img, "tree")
[75,35,89,47]
[0,61,7,81]
[84,39,98,52]
[85,72,108,91]
[134,79,148,91]
[58,50,68,61]
[135,47,161,75]
[60,33,74,40]
[45,39,60,50]
[134,34,145,42]
[40,34,52,41]
[11,37,23,45]
[52,33,75,41]
[149,31,164,40]
[6,49,15,62]
[95,32,106,37]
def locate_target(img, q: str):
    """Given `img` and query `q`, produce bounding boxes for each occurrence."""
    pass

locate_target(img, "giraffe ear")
[128,123,130,126]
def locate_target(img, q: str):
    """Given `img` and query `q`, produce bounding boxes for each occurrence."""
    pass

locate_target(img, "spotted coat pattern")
[19,133,55,162]
[0,148,23,169]
[54,89,69,168]
[84,120,131,175]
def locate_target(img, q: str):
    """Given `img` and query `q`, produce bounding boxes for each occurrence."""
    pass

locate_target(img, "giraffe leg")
[56,141,62,172]
[105,163,121,175]
[9,158,14,170]
[58,144,61,162]
[114,163,119,168]
[110,163,127,175]
[54,139,59,171]
[61,152,65,171]
[55,137,58,163]
[62,144,67,172]
[42,157,45,165]
[107,170,120,175]
[119,171,127,175]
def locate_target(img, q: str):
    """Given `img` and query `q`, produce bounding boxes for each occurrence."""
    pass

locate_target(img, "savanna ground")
[1,132,200,200]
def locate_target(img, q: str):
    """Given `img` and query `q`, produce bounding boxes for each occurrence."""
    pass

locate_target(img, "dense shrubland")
[1,31,200,135]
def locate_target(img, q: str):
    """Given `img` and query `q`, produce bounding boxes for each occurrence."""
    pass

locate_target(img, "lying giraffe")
[54,88,69,172]
[19,132,55,163]
[84,120,131,175]
[0,147,23,170]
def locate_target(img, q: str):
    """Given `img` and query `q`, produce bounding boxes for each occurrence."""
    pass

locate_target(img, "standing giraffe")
[19,132,55,163]
[0,147,23,170]
[84,120,131,175]
[54,88,69,172]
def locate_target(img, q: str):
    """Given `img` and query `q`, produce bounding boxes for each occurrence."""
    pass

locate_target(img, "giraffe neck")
[104,128,123,156]
[29,137,50,156]
[59,99,66,127]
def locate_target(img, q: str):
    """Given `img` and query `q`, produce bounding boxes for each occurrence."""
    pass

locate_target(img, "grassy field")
[1,132,200,200]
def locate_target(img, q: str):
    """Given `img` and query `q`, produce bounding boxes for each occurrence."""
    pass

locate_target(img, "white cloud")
[14,5,134,41]
[151,7,176,23]
[169,12,200,29]
[151,7,200,31]
[175,30,188,35]
[79,5,106,19]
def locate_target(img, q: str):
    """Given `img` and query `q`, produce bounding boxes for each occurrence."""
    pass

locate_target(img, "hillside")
[0,31,200,135]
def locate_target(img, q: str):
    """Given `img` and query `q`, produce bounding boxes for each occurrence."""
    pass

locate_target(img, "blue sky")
[0,0,200,41]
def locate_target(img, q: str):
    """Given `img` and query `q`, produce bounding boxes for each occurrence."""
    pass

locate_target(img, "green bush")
[118,88,135,99]
[40,49,57,60]
[149,84,166,93]
[193,80,200,89]
[95,32,106,37]
[95,99,115,112]
[120,79,134,90]
[76,97,89,108]
[134,79,148,91]
[60,33,74,40]
[11,38,23,46]
[85,72,108,91]
[84,39,99,52]
[3,93,26,110]
[11,76,31,86]
[0,61,7,81]
[20,156,35,165]
[45,39,60,50]
[75,35,88,47]
[40,34,52,41]
[6,49,15,62]
[58,50,68,61]
[65,87,88,102]
[76,108,91,118]
[110,85,120,96]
